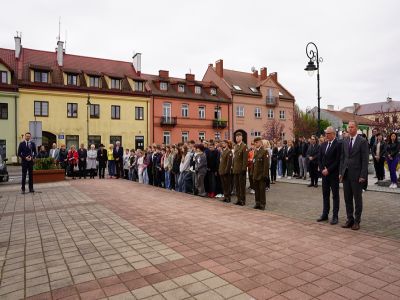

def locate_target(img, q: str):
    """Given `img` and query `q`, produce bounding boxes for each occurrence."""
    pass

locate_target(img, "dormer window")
[178,84,185,93]
[34,71,49,83]
[111,78,121,89]
[160,82,168,91]
[0,71,7,84]
[89,76,100,88]
[195,86,201,94]
[134,81,144,92]
[210,88,217,96]
[232,85,242,91]
[249,87,258,93]
[67,74,78,86]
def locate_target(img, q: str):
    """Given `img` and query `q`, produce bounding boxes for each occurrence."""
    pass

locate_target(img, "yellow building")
[12,38,150,150]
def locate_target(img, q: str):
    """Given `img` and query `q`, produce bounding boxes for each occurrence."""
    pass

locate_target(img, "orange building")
[144,71,230,145]
[203,59,295,143]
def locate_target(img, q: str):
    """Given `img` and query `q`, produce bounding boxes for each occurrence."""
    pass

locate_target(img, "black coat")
[319,139,341,175]
[97,149,108,167]
[386,142,399,159]
[372,141,387,159]
[306,144,320,165]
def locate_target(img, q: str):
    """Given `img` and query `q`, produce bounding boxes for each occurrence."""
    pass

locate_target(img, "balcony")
[212,119,227,129]
[160,116,177,127]
[265,96,278,106]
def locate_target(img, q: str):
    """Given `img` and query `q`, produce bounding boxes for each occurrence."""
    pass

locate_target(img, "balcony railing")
[212,119,227,129]
[266,96,278,106]
[160,116,177,126]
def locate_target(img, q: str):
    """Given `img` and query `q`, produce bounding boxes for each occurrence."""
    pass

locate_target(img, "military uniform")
[219,148,233,202]
[252,147,270,210]
[232,142,248,205]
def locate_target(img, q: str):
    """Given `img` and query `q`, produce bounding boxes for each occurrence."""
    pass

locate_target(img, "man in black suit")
[306,136,320,187]
[113,141,124,179]
[318,127,341,225]
[78,143,87,179]
[18,132,37,194]
[340,121,369,230]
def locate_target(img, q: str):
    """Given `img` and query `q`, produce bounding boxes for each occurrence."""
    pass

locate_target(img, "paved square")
[0,179,399,299]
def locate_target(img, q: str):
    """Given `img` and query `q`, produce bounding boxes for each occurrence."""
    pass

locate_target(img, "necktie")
[325,142,331,153]
[349,138,353,154]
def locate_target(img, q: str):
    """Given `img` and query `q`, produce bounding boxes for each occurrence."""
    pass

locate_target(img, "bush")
[33,157,60,170]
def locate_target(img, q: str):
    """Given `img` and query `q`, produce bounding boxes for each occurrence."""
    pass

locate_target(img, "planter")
[33,169,65,184]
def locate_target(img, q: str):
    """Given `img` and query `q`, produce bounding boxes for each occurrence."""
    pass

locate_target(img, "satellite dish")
[251,66,256,72]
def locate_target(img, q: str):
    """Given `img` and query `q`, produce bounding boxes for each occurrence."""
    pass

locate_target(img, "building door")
[42,131,57,151]
[135,136,144,150]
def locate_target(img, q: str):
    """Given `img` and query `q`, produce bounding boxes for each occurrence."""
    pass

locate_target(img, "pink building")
[203,60,295,143]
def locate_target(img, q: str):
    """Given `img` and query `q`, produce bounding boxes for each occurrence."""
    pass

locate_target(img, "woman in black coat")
[97,144,108,179]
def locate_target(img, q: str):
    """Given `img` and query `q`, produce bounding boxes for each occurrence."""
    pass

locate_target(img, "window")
[163,132,171,145]
[90,104,100,118]
[0,71,7,84]
[111,78,121,89]
[0,103,8,119]
[214,106,221,119]
[267,88,275,104]
[181,104,189,117]
[88,135,101,149]
[198,106,206,119]
[163,103,171,118]
[182,131,189,143]
[279,110,285,120]
[178,84,185,93]
[254,131,261,137]
[160,82,168,91]
[110,136,122,145]
[232,85,242,91]
[135,107,144,120]
[210,88,217,95]
[393,116,398,123]
[215,132,221,140]
[250,87,258,93]
[135,81,144,92]
[268,109,274,119]
[199,132,205,142]
[111,105,120,119]
[255,107,261,118]
[67,74,77,85]
[34,71,48,83]
[67,103,78,118]
[0,140,6,159]
[195,86,201,94]
[236,106,244,117]
[89,76,100,87]
[280,132,285,140]
[374,117,379,123]
[66,135,79,150]
[384,116,390,123]
[34,101,49,117]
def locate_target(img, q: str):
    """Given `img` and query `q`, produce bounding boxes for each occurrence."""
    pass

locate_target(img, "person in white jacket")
[86,144,97,179]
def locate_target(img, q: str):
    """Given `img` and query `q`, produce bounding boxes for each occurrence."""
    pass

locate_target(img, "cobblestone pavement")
[0,179,399,300]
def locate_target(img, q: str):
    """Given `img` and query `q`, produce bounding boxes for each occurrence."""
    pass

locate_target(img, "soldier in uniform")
[218,140,233,202]
[232,132,248,206]
[252,137,270,210]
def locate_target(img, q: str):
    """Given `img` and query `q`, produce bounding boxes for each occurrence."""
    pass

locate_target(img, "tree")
[263,119,285,140]
[293,105,330,138]
[373,106,400,134]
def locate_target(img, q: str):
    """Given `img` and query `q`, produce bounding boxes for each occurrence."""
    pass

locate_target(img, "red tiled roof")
[322,109,376,125]
[355,101,400,115]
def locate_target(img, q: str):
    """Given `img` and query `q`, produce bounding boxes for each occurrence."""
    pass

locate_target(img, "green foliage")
[33,157,60,170]
[294,106,330,138]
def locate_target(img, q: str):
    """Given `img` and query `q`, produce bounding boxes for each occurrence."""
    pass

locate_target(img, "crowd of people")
[19,122,399,229]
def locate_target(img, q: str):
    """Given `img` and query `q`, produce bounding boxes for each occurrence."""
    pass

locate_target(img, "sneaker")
[277,176,282,179]
[250,189,255,194]
[287,176,292,179]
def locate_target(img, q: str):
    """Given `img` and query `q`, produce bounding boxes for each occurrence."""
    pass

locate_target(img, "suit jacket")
[49,148,60,160]
[97,149,108,166]
[286,146,295,162]
[18,140,37,162]
[113,146,124,161]
[306,144,320,165]
[232,143,248,174]
[219,148,233,175]
[319,139,341,176]
[78,148,87,163]
[252,148,270,181]
[339,135,369,180]
[372,141,387,159]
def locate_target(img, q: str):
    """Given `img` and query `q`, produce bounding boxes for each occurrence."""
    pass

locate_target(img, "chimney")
[216,59,223,77]
[159,70,169,78]
[57,40,64,67]
[14,35,22,59]
[185,73,195,82]
[387,97,393,102]
[327,105,334,111]
[133,52,142,75]
[270,72,278,81]
[260,67,267,80]
[353,103,360,112]
[252,69,258,78]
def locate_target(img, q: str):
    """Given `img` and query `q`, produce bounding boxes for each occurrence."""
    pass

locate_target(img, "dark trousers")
[270,161,277,182]
[99,165,105,178]
[207,171,217,194]
[124,169,129,179]
[79,161,86,178]
[220,174,231,201]
[248,167,254,190]
[374,157,385,181]
[21,161,34,191]
[343,174,363,224]
[321,174,339,218]
[254,178,266,208]
[309,162,319,185]
[153,169,162,187]
[115,159,123,178]
[89,168,96,179]
[234,172,246,204]
[286,160,294,177]
[196,173,206,196]
[282,160,287,177]
[148,166,153,185]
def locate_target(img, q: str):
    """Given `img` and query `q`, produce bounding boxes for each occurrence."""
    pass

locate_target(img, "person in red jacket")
[67,145,79,179]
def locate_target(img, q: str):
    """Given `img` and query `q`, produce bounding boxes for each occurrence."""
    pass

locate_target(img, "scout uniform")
[219,147,233,202]
[252,145,270,210]
[232,141,248,205]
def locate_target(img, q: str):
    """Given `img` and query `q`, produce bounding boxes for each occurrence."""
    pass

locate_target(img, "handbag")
[73,164,79,172]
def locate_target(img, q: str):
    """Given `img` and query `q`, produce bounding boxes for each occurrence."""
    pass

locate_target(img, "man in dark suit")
[18,132,37,194]
[306,136,320,187]
[113,141,124,179]
[78,143,87,179]
[340,121,369,230]
[318,127,341,225]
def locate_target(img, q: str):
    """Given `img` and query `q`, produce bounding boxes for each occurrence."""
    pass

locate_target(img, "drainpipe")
[146,99,149,147]
[14,94,18,157]
[231,94,234,139]
[152,95,154,144]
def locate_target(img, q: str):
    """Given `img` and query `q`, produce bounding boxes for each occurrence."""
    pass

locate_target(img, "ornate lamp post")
[304,42,323,136]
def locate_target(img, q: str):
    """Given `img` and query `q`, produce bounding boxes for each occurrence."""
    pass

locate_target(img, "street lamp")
[304,42,323,136]
[86,94,91,146]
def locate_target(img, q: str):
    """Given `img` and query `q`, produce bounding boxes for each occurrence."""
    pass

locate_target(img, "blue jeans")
[278,160,283,176]
[164,170,171,189]
[143,168,149,184]
[108,160,115,177]
[387,157,399,183]
[174,173,180,191]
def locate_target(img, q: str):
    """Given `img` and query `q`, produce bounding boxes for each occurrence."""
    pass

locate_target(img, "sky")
[1,0,399,110]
